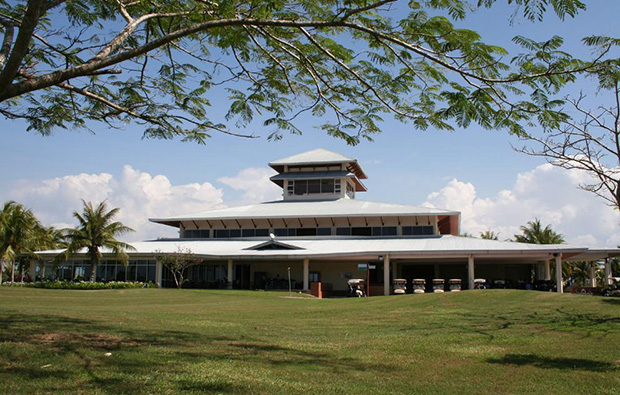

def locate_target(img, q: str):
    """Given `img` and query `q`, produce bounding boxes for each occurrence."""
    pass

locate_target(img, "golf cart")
[348,279,366,297]
[448,279,461,292]
[432,279,445,293]
[392,279,407,294]
[474,278,487,289]
[602,277,620,297]
[412,278,426,294]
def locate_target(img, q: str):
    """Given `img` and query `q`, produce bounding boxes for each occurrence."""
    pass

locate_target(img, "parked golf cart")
[474,278,487,289]
[348,279,366,297]
[602,277,620,297]
[392,279,407,294]
[448,279,462,292]
[492,279,507,289]
[432,279,445,293]
[412,278,426,294]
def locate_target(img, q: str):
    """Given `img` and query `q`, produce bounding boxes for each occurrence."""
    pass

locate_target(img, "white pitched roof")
[269,148,355,166]
[36,235,595,260]
[269,148,367,179]
[150,199,459,225]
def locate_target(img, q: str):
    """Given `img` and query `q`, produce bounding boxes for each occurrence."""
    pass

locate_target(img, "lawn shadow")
[601,298,620,305]
[486,353,618,372]
[0,312,237,393]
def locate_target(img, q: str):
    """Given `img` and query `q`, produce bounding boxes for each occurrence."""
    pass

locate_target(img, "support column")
[303,258,309,291]
[155,260,163,288]
[590,262,597,288]
[468,255,475,290]
[544,259,551,281]
[555,254,563,294]
[227,259,233,289]
[383,255,390,296]
[604,258,612,287]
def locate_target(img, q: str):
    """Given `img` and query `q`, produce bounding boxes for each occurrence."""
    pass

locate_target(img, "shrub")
[2,281,157,289]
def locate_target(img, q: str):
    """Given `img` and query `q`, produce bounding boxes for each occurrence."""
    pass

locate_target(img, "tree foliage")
[0,0,607,144]
[155,247,201,288]
[64,200,135,282]
[479,229,499,240]
[513,218,565,244]
[517,48,620,210]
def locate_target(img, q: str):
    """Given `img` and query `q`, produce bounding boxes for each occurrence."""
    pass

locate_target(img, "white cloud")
[8,166,225,242]
[423,163,620,247]
[218,167,281,204]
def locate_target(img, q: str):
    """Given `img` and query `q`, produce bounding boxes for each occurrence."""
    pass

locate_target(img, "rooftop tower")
[268,148,367,201]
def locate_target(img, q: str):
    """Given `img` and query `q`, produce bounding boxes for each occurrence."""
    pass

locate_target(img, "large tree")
[0,0,605,144]
[64,200,135,282]
[517,54,620,210]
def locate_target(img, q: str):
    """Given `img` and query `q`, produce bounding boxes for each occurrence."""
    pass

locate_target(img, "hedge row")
[2,281,157,289]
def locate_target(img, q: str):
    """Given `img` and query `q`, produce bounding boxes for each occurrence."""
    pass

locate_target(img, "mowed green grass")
[0,288,618,394]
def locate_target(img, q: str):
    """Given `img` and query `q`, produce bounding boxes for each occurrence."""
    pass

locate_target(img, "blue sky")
[1,1,619,245]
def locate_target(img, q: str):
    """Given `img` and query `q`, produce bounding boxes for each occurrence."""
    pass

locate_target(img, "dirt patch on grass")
[32,332,145,350]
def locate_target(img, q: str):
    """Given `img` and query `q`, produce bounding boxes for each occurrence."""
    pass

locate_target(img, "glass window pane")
[255,229,269,237]
[294,180,307,195]
[242,229,255,237]
[230,229,241,238]
[383,227,397,236]
[317,228,331,236]
[336,228,351,236]
[321,179,334,193]
[307,180,321,194]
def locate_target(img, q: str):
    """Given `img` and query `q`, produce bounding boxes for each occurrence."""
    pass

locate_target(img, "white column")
[303,258,309,291]
[468,255,475,290]
[590,262,597,288]
[155,260,163,287]
[383,255,390,296]
[555,254,563,294]
[544,259,551,281]
[604,258,612,287]
[227,259,233,289]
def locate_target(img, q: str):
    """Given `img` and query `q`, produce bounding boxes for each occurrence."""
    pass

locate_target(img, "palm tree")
[65,200,135,282]
[514,218,569,277]
[514,219,565,244]
[0,201,42,283]
[480,229,499,240]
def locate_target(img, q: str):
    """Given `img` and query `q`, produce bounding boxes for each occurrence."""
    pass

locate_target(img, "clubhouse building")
[35,149,619,295]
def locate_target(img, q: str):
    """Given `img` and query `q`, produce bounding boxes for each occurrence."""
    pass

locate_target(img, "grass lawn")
[0,288,618,394]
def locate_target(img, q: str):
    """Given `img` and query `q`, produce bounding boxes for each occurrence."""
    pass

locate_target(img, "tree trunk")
[10,258,15,284]
[89,251,99,283]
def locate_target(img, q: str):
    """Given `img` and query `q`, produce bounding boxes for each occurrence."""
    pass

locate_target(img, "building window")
[184,229,210,238]
[402,226,434,236]
[336,227,351,236]
[346,182,355,199]
[214,229,230,238]
[309,271,320,283]
[317,227,331,236]
[289,179,341,195]
[351,227,372,236]
[372,227,397,236]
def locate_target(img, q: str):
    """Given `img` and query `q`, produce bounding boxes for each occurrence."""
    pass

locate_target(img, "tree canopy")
[513,218,564,244]
[0,0,610,144]
[64,200,135,282]
[517,55,620,210]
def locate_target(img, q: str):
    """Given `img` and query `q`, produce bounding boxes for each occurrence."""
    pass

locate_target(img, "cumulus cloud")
[8,166,225,241]
[218,167,281,204]
[424,163,620,247]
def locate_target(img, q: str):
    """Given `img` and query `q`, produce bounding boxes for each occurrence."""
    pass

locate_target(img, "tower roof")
[269,148,367,179]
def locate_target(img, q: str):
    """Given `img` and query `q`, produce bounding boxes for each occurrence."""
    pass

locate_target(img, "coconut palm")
[480,229,499,240]
[514,219,570,278]
[514,219,565,245]
[0,201,42,283]
[65,200,135,282]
